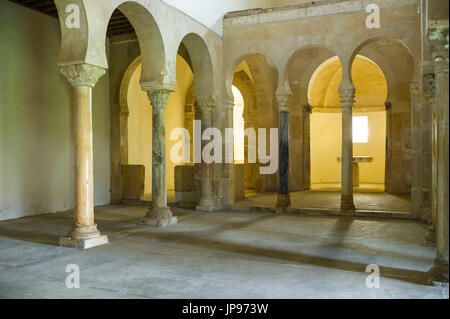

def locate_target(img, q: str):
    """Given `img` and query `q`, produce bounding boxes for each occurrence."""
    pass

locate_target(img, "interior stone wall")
[0,1,111,221]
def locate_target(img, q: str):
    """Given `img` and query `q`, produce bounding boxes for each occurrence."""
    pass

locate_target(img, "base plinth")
[59,235,108,249]
[140,207,177,228]
[428,259,449,284]
[276,194,291,208]
[341,196,355,211]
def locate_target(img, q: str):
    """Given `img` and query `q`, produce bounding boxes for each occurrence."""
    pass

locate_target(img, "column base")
[59,235,109,249]
[424,225,436,246]
[428,259,449,284]
[140,207,177,228]
[276,194,291,208]
[341,196,355,211]
[59,224,108,249]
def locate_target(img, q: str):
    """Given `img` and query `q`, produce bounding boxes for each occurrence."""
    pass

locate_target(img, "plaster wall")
[0,1,111,221]
[310,111,386,184]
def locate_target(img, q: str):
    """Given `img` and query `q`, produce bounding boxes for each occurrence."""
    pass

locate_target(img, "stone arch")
[118,55,142,166]
[226,53,279,100]
[56,0,167,87]
[284,46,337,191]
[228,54,279,192]
[348,38,415,195]
[178,33,215,97]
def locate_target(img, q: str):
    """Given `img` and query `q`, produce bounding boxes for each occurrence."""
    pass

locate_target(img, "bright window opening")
[353,116,369,143]
[232,86,245,163]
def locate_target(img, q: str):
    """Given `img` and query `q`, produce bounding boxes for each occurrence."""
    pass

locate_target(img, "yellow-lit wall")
[310,111,386,184]
[127,55,193,196]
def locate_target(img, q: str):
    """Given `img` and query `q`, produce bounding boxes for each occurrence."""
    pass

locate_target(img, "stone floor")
[236,190,411,214]
[0,205,447,299]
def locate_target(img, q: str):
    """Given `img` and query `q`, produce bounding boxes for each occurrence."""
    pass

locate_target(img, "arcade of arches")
[0,0,449,297]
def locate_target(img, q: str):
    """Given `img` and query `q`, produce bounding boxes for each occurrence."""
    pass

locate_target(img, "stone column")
[339,87,356,211]
[59,64,108,249]
[196,95,217,211]
[428,28,449,283]
[303,104,313,190]
[140,90,177,227]
[423,70,436,246]
[243,110,258,190]
[185,102,195,164]
[221,98,235,207]
[276,92,292,208]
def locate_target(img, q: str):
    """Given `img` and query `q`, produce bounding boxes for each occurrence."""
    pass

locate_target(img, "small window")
[353,116,369,143]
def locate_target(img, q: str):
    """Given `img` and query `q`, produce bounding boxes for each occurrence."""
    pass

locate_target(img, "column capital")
[141,81,176,93]
[222,97,235,111]
[276,92,293,112]
[147,89,171,111]
[338,87,356,108]
[427,28,449,74]
[195,94,217,112]
[303,104,313,114]
[60,63,106,88]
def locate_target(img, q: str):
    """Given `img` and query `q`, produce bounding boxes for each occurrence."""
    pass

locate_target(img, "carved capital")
[60,64,106,88]
[221,98,235,112]
[147,90,171,111]
[195,95,216,112]
[338,88,355,108]
[276,93,292,112]
[427,28,449,74]
[303,104,313,114]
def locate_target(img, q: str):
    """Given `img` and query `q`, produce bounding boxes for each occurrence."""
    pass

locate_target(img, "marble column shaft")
[303,104,313,189]
[196,95,216,209]
[428,28,449,283]
[59,63,108,249]
[276,93,292,208]
[141,90,177,227]
[339,87,356,211]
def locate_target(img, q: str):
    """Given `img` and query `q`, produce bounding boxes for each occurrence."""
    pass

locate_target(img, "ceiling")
[8,0,135,37]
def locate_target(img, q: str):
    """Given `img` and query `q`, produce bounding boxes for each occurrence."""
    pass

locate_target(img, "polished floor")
[0,206,447,299]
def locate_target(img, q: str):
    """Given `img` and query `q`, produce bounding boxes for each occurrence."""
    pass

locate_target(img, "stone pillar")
[276,92,292,208]
[185,102,195,164]
[427,28,449,283]
[339,87,356,211]
[221,98,235,207]
[423,70,437,246]
[140,90,177,227]
[303,104,313,190]
[196,95,217,211]
[243,111,258,190]
[59,64,108,249]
